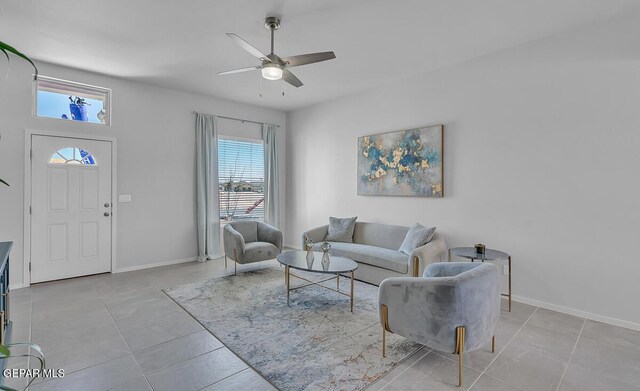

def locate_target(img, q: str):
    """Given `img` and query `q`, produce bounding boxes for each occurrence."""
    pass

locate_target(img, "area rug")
[164,267,421,391]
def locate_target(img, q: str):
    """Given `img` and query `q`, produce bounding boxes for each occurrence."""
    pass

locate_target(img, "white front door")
[31,135,113,283]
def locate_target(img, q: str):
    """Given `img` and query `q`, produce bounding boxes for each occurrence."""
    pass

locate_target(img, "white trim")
[23,129,118,287]
[511,295,640,331]
[284,243,302,251]
[9,283,27,290]
[113,257,198,273]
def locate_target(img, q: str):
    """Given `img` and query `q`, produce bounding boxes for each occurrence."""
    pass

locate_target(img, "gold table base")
[284,265,355,312]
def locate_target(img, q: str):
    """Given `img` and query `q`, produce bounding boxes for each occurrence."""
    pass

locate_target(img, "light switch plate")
[119,194,132,203]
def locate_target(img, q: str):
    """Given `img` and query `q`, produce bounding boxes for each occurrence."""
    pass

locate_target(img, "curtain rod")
[192,111,280,128]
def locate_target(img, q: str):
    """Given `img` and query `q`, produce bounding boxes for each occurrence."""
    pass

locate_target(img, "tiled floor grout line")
[195,367,254,391]
[160,269,282,390]
[143,341,226,377]
[90,280,155,391]
[554,318,586,391]
[467,306,540,390]
[382,348,431,384]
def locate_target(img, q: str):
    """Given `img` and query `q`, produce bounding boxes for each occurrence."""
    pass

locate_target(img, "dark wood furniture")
[0,241,12,346]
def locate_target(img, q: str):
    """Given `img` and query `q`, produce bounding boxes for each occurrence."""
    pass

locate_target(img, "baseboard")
[284,243,302,251]
[9,282,27,290]
[512,295,640,332]
[114,257,198,273]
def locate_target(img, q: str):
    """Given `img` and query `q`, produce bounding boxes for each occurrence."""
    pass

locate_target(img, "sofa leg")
[492,335,496,353]
[224,256,227,269]
[455,326,466,387]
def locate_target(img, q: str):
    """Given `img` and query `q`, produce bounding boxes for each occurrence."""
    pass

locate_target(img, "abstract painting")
[357,125,443,197]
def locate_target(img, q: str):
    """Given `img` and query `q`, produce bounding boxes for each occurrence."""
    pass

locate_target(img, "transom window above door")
[34,76,111,126]
[49,147,96,165]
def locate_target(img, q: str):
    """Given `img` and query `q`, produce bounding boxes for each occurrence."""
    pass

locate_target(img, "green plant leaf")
[0,41,38,76]
[0,48,9,63]
[0,344,10,357]
[0,178,9,187]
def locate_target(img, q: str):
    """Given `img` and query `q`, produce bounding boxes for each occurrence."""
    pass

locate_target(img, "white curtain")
[262,124,280,228]
[196,113,221,261]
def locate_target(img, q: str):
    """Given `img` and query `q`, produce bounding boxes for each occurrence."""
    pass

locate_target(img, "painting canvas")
[357,125,443,197]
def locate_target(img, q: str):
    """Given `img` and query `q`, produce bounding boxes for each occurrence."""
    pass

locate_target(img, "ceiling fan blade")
[226,33,270,61]
[282,69,303,88]
[281,51,336,67]
[218,66,260,75]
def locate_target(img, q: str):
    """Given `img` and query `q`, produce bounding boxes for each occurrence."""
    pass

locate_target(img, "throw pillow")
[399,223,436,254]
[325,216,358,243]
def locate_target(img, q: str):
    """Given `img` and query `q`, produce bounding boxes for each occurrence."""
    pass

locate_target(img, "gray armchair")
[379,262,500,387]
[223,221,283,275]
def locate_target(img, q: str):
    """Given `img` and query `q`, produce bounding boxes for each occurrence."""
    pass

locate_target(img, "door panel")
[31,135,112,283]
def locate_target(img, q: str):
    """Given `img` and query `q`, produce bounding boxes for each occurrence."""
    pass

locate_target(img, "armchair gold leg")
[382,326,386,358]
[492,335,496,353]
[224,256,228,268]
[381,304,391,358]
[413,257,420,277]
[454,326,466,387]
[233,248,238,276]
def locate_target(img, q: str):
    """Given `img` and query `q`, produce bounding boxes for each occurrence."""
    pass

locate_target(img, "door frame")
[23,129,118,287]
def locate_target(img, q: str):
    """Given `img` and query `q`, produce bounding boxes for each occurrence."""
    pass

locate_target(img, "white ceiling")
[2,0,639,111]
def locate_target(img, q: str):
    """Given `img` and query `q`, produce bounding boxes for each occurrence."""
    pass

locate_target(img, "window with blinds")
[218,137,265,224]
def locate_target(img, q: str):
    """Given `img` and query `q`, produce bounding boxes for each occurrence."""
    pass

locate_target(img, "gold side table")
[448,247,512,312]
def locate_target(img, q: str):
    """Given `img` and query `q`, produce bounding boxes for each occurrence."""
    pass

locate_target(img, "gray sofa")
[302,222,447,285]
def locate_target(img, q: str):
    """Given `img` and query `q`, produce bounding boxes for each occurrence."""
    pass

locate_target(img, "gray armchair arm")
[423,261,478,278]
[379,276,461,353]
[408,233,447,276]
[257,222,283,253]
[379,262,500,354]
[223,224,246,260]
[301,225,328,249]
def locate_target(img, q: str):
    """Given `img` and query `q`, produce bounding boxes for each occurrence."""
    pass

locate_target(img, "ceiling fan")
[219,17,336,87]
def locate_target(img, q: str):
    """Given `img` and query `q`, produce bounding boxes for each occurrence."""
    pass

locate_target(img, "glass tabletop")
[449,247,510,261]
[276,250,358,274]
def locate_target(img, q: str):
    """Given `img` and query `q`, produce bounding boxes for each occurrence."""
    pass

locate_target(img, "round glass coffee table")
[276,250,358,312]
[448,247,512,312]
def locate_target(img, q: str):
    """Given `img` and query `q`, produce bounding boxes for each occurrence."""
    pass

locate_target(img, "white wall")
[285,17,640,327]
[0,60,286,287]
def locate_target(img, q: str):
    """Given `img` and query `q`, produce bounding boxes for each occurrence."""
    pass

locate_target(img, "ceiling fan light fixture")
[261,63,283,80]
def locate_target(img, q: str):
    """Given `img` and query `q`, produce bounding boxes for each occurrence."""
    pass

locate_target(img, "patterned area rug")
[164,267,420,391]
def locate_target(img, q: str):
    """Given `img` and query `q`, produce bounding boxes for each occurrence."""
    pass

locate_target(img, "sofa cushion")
[313,242,408,274]
[242,241,279,263]
[325,216,357,243]
[399,223,436,255]
[353,222,409,250]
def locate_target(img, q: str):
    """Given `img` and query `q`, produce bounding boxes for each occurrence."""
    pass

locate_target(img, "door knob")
[104,202,110,208]
[104,212,111,217]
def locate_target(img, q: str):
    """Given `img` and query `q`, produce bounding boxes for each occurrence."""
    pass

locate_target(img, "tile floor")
[3,258,640,391]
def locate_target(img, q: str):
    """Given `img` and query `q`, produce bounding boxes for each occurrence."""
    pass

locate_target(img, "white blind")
[218,137,265,223]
